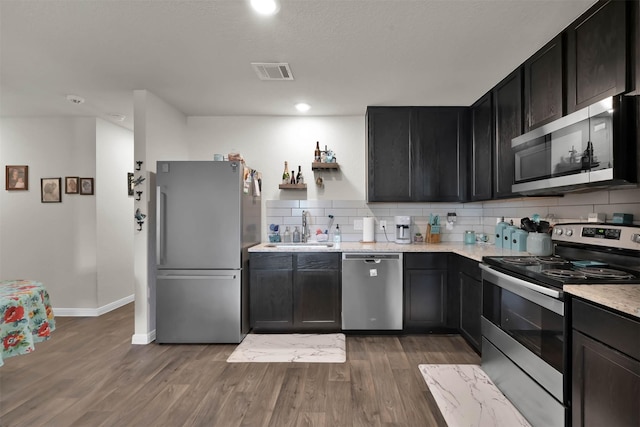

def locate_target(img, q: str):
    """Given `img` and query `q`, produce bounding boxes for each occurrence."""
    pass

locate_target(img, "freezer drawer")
[341,253,403,330]
[156,270,243,343]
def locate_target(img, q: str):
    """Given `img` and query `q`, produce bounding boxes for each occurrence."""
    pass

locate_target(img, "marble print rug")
[227,333,346,363]
[419,364,531,427]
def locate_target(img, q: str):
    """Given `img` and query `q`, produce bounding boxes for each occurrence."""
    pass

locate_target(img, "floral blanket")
[0,280,55,367]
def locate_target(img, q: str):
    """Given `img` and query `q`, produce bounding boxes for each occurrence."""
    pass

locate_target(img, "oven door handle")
[480,264,564,315]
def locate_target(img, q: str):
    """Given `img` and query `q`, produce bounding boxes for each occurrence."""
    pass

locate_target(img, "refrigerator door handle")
[158,274,237,280]
[156,187,166,265]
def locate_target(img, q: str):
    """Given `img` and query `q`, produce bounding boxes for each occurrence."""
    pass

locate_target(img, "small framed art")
[6,165,28,190]
[65,176,79,194]
[41,178,62,203]
[128,172,134,196]
[80,177,94,195]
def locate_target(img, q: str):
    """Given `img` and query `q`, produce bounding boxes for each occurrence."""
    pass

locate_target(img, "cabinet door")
[572,331,640,427]
[250,269,293,331]
[366,107,412,202]
[567,0,627,113]
[470,93,493,201]
[493,68,523,199]
[524,34,564,131]
[414,107,468,202]
[459,272,482,353]
[404,269,447,330]
[293,269,341,331]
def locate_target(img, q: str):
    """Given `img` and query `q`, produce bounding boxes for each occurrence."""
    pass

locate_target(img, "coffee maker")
[395,216,411,244]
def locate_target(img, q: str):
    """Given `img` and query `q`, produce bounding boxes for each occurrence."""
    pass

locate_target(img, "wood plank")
[0,303,481,427]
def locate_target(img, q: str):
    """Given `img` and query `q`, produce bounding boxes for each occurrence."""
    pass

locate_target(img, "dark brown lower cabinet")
[250,252,341,332]
[571,298,640,427]
[459,270,482,352]
[404,253,449,331]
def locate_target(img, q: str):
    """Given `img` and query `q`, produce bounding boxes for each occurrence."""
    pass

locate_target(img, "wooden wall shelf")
[312,162,339,171]
[279,183,307,190]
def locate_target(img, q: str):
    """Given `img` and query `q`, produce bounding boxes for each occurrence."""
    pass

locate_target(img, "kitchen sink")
[265,242,334,249]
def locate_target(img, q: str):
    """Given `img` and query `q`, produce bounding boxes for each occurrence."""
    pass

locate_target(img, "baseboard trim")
[131,330,156,345]
[53,294,134,317]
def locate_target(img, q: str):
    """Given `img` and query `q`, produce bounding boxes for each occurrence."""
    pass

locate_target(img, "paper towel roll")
[363,217,375,242]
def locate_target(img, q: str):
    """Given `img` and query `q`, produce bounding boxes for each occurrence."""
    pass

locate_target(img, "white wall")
[0,117,98,308]
[132,90,188,344]
[96,119,134,307]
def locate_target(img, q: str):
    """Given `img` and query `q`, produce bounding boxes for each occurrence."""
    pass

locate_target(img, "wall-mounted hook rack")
[135,161,144,171]
[135,191,143,201]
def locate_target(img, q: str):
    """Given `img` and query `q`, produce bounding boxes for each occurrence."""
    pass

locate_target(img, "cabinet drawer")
[296,253,340,270]
[572,298,640,360]
[405,253,448,269]
[251,253,293,269]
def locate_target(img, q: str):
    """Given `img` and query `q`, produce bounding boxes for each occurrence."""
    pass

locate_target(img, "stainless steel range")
[480,223,640,427]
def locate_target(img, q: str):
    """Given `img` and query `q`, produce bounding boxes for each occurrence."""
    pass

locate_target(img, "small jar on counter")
[464,230,476,245]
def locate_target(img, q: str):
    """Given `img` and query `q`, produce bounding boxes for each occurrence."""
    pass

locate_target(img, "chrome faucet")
[302,210,309,243]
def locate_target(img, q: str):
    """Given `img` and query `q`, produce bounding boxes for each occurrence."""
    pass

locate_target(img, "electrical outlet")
[379,220,387,230]
[353,219,363,230]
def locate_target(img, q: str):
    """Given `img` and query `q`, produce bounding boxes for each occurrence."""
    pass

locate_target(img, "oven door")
[480,264,565,400]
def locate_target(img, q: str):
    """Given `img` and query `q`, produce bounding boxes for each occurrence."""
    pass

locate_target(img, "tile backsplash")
[265,187,640,243]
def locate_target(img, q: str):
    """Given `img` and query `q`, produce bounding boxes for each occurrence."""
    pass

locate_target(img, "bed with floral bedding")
[0,280,55,367]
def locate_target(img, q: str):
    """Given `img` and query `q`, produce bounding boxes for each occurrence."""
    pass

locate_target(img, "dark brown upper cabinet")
[366,107,413,202]
[470,93,493,201]
[524,34,564,131]
[366,107,467,202]
[566,0,628,113]
[413,107,468,202]
[493,68,523,199]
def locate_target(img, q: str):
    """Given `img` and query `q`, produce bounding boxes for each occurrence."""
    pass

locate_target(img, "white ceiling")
[0,0,596,130]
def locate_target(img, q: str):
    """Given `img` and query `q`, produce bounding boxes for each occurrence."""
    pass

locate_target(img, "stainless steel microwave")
[511,95,637,195]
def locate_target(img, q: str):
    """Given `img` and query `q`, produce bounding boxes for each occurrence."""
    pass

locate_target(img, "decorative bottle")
[290,171,296,184]
[282,161,290,185]
[314,141,322,162]
[296,166,304,184]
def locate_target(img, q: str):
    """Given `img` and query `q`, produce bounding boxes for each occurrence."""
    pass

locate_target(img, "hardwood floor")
[0,304,479,426]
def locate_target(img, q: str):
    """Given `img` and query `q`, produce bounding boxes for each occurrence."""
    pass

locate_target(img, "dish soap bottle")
[333,224,341,248]
[292,226,301,243]
[283,226,291,243]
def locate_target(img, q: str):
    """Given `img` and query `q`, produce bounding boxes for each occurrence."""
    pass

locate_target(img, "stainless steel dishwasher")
[341,253,403,330]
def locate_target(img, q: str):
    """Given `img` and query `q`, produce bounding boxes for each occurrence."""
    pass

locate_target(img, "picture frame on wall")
[128,172,134,196]
[41,178,62,203]
[65,176,79,194]
[5,165,28,190]
[80,177,94,195]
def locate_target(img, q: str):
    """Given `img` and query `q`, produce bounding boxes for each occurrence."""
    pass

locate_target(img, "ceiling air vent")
[251,62,294,81]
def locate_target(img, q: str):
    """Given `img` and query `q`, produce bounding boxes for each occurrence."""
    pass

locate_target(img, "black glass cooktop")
[483,255,640,290]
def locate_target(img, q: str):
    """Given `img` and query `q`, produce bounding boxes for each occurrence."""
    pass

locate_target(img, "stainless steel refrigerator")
[155,160,261,343]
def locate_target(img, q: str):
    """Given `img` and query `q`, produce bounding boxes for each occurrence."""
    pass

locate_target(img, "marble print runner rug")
[418,364,531,427]
[227,333,346,363]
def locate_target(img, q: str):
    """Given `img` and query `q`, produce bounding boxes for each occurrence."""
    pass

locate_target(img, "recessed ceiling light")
[250,0,280,15]
[66,94,85,104]
[295,103,311,112]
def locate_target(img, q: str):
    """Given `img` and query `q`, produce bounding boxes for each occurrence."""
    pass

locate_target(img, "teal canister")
[502,225,518,249]
[495,218,509,248]
[512,229,529,252]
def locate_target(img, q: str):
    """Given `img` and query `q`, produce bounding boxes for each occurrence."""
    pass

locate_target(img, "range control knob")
[632,234,640,244]
[555,228,563,235]
[565,229,573,237]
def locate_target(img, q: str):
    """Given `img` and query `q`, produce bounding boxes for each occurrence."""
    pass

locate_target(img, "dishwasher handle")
[342,253,401,261]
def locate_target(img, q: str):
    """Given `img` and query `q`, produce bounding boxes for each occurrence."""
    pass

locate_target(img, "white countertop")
[249,241,529,262]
